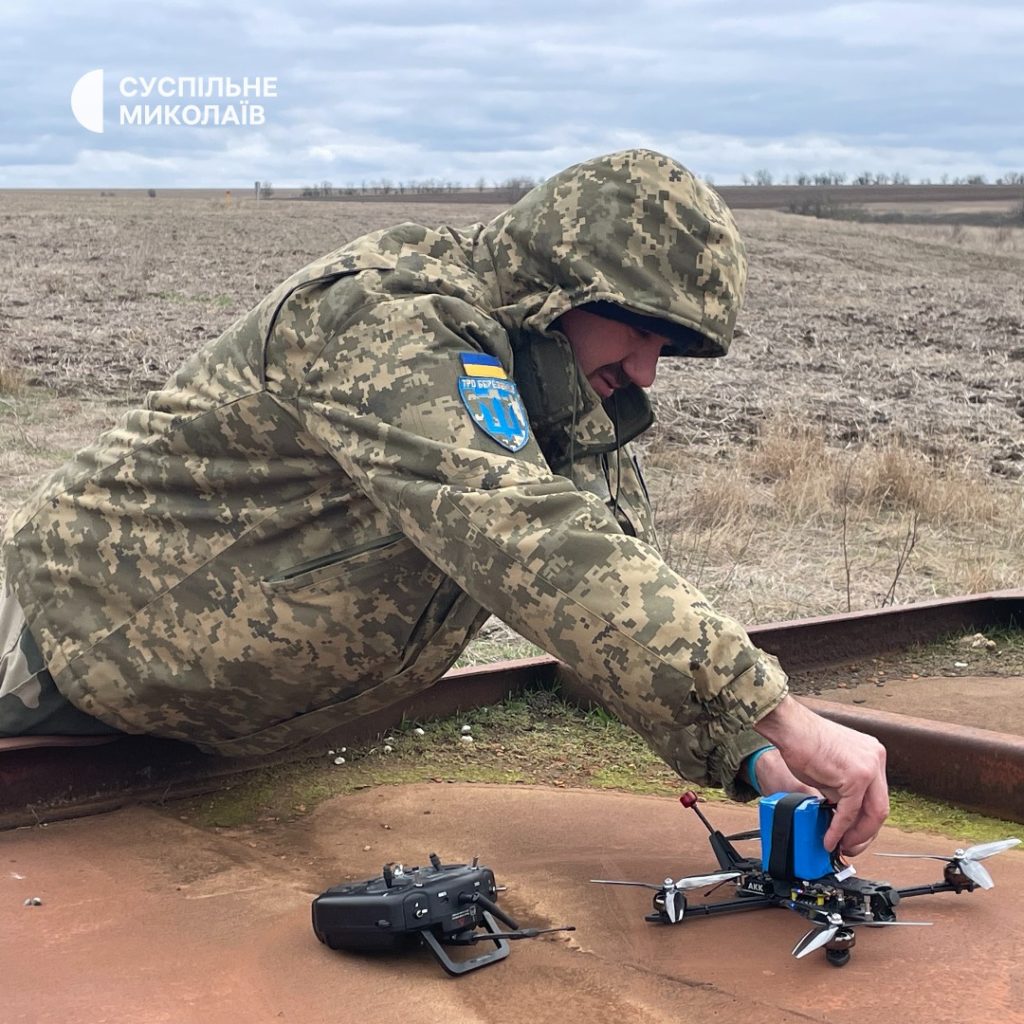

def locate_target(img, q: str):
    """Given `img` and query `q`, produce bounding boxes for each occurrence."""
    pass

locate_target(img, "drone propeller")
[663,886,684,923]
[876,837,1020,890]
[591,871,740,924]
[792,913,932,959]
[672,871,742,891]
[591,876,681,923]
[590,871,739,892]
[590,879,664,891]
[664,872,741,922]
[792,913,844,959]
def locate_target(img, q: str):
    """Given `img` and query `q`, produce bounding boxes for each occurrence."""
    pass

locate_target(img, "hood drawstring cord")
[611,392,623,523]
[568,364,579,479]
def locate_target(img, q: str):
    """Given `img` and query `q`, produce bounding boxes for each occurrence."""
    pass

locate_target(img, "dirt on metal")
[815,674,1024,735]
[3,784,1022,1024]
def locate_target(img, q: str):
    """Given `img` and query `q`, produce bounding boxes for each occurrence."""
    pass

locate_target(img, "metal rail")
[1,591,1022,831]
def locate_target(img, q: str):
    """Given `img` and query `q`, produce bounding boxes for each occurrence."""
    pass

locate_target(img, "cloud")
[1,0,1022,187]
[711,2,1024,52]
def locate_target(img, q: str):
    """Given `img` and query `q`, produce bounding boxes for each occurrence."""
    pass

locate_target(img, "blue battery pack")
[759,793,834,881]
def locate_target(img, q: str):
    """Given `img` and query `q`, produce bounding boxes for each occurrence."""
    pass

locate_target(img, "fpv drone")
[592,790,1020,967]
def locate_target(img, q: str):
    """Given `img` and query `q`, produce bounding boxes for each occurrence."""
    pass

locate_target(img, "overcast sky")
[2,0,1023,188]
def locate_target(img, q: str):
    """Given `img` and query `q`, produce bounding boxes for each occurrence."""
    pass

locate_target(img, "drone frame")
[592,790,1019,967]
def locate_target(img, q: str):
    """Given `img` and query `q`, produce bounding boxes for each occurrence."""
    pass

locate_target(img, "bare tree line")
[251,170,1024,202]
[739,169,1024,186]
[262,176,540,200]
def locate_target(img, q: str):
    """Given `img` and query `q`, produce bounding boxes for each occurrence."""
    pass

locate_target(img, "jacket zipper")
[266,531,406,583]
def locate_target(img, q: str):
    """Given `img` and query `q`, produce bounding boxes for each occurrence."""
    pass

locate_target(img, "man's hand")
[749,747,822,801]
[753,695,889,856]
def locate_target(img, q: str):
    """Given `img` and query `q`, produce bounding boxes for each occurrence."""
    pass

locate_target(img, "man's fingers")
[754,696,891,857]
[823,792,862,852]
[836,775,890,855]
[841,836,873,858]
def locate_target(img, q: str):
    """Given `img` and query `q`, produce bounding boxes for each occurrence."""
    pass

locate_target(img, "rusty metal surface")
[815,675,1024,735]
[533,589,1024,672]
[4,785,1023,1024]
[803,697,1024,822]
[747,590,1024,670]
[0,658,554,831]
[1,595,1023,829]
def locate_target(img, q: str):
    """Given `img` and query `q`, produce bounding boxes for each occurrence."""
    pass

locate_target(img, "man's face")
[556,308,669,399]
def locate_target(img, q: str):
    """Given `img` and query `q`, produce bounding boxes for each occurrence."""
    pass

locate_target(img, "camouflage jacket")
[2,150,787,794]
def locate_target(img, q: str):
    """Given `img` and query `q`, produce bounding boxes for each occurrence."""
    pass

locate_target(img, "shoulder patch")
[458,374,530,452]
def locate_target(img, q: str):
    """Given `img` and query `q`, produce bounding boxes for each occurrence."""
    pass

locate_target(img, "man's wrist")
[753,694,808,746]
[742,744,777,794]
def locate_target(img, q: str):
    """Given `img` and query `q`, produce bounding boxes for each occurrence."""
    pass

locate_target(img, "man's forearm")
[753,693,814,744]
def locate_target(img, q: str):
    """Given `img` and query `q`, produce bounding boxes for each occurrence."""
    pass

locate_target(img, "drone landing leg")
[420,910,511,976]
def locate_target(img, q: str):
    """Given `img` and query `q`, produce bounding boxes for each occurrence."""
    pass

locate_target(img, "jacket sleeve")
[293,293,788,795]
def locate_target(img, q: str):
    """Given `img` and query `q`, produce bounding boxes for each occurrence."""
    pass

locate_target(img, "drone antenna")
[679,791,748,871]
[679,791,715,834]
[458,925,576,943]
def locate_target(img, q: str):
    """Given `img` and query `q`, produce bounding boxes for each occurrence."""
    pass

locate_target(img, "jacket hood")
[476,148,748,358]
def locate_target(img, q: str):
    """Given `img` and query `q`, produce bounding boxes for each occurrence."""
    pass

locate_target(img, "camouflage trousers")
[0,586,122,738]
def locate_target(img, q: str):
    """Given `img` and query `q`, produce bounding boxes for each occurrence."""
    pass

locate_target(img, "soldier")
[0,150,887,854]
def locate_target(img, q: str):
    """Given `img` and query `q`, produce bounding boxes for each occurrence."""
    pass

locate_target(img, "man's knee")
[0,587,120,738]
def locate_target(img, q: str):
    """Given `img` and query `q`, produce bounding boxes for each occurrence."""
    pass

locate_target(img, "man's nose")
[624,339,661,389]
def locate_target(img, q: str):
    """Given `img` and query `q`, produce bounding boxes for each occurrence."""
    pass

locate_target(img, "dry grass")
[643,414,1023,622]
[741,417,1004,526]
[864,218,1024,257]
[0,362,26,396]
[1,191,1022,632]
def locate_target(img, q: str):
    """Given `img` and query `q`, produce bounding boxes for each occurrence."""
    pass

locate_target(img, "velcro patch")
[458,376,530,452]
[459,352,508,379]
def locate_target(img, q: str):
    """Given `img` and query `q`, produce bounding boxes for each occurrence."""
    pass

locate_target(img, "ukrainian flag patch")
[457,353,529,452]
[460,352,508,379]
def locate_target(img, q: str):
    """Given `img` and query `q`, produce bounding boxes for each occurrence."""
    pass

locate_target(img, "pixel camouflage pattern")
[1,149,785,796]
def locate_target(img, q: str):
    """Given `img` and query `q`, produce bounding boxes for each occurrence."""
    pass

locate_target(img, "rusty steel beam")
[802,697,1024,823]
[747,590,1024,670]
[0,657,554,831]
[1,595,1022,829]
